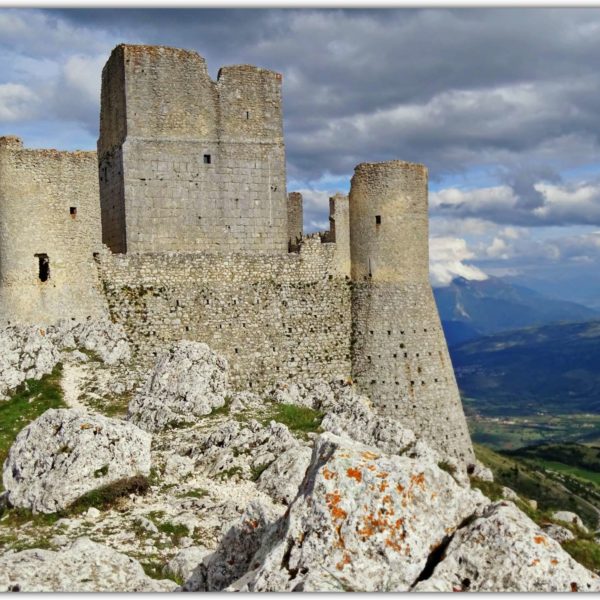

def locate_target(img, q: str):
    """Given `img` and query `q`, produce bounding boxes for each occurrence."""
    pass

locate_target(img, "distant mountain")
[452,320,600,416]
[434,276,598,346]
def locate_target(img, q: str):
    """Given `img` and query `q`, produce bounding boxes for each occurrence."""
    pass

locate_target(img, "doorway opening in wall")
[35,253,50,282]
[70,207,77,219]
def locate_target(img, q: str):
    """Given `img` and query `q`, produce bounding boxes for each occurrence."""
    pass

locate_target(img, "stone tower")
[98,44,288,255]
[0,136,105,325]
[349,161,474,463]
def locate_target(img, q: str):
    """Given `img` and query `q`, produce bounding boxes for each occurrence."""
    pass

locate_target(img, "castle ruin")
[0,44,474,464]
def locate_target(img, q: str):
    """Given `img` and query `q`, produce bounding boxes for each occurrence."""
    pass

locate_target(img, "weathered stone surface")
[233,432,484,592]
[184,500,282,592]
[502,486,519,501]
[543,523,576,544]
[0,537,176,592]
[3,408,151,513]
[552,511,588,533]
[166,546,212,584]
[471,460,494,482]
[128,341,228,432]
[190,419,300,481]
[414,502,600,592]
[256,446,312,505]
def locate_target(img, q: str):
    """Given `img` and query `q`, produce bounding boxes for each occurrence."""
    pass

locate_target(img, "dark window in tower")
[375,215,382,225]
[203,154,211,164]
[70,207,77,219]
[35,254,50,282]
[246,111,250,120]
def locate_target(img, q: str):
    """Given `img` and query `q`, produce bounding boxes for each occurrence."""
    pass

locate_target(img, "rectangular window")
[203,154,211,164]
[375,215,382,225]
[70,207,77,219]
[35,253,50,282]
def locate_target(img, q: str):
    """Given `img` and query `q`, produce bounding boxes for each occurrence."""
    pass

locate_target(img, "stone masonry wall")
[98,45,288,255]
[0,137,107,325]
[349,161,474,463]
[97,237,352,390]
[287,192,303,250]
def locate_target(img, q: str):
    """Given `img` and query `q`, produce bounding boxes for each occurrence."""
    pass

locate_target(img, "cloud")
[0,83,38,121]
[429,237,488,287]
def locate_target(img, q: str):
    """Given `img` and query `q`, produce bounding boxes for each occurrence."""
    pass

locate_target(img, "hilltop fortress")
[0,44,473,464]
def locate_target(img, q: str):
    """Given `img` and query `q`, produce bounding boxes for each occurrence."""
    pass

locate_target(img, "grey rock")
[166,546,212,583]
[543,523,576,544]
[502,486,519,501]
[414,502,600,592]
[233,432,484,592]
[3,408,151,513]
[257,446,312,505]
[0,537,176,592]
[471,460,494,482]
[552,511,588,533]
[128,341,228,432]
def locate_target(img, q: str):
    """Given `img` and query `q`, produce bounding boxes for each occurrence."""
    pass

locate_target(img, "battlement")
[0,136,23,150]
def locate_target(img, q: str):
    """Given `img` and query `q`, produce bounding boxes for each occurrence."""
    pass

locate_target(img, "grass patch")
[140,560,180,584]
[251,462,272,482]
[0,506,60,529]
[264,403,324,438]
[0,364,66,491]
[438,460,457,476]
[156,521,189,545]
[216,466,243,480]
[562,539,600,573]
[178,488,210,499]
[208,398,232,418]
[84,390,132,418]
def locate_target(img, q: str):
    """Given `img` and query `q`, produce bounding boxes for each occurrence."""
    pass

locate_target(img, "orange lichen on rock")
[326,491,348,521]
[410,472,426,489]
[361,451,380,460]
[336,553,352,571]
[346,467,362,483]
[534,536,548,546]
[322,467,336,480]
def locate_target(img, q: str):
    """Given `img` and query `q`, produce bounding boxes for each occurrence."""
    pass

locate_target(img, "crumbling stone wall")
[287,192,303,251]
[349,161,474,463]
[97,237,352,390]
[98,45,287,255]
[0,137,106,325]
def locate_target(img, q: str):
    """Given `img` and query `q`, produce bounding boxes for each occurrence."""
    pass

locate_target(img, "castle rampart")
[349,161,474,463]
[98,45,287,255]
[0,137,106,325]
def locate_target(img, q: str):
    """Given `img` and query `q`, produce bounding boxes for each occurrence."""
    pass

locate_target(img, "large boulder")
[256,446,312,505]
[128,341,228,432]
[0,537,176,592]
[551,510,588,533]
[3,408,151,513]
[414,502,600,592]
[232,432,484,592]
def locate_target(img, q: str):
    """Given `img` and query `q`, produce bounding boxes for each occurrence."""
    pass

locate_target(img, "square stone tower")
[98,44,288,254]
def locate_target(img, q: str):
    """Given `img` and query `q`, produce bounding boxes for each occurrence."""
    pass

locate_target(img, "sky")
[1,7,600,304]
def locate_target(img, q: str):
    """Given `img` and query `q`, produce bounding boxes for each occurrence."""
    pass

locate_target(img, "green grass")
[178,488,210,499]
[0,364,66,490]
[84,390,132,418]
[263,403,324,437]
[533,459,600,486]
[251,462,272,482]
[562,539,600,573]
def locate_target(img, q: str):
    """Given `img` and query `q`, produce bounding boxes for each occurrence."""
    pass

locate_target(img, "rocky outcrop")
[3,408,151,513]
[552,511,588,533]
[543,523,576,544]
[128,341,228,432]
[256,446,312,505]
[184,500,282,592]
[0,320,131,400]
[0,537,176,592]
[414,502,600,592]
[230,432,485,592]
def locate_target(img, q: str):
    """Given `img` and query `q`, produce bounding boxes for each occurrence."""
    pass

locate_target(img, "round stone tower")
[349,161,474,465]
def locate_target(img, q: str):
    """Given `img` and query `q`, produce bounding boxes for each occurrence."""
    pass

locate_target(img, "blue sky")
[1,8,600,303]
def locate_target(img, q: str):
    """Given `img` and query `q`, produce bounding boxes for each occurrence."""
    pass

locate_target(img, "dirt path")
[61,362,89,411]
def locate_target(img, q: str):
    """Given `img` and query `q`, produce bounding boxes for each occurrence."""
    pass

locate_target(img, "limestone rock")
[256,446,312,505]
[184,500,282,592]
[543,523,576,544]
[471,460,494,482]
[551,511,588,533]
[234,432,484,592]
[128,341,228,432]
[167,546,212,583]
[3,408,151,513]
[190,419,300,481]
[414,502,600,592]
[502,486,519,501]
[0,537,176,592]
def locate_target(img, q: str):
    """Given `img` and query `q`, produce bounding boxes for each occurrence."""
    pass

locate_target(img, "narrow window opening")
[375,215,382,225]
[70,207,77,219]
[234,348,239,354]
[203,154,211,164]
[35,253,50,282]
[246,111,250,120]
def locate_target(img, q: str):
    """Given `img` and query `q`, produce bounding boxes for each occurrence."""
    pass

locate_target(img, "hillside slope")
[453,320,600,415]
